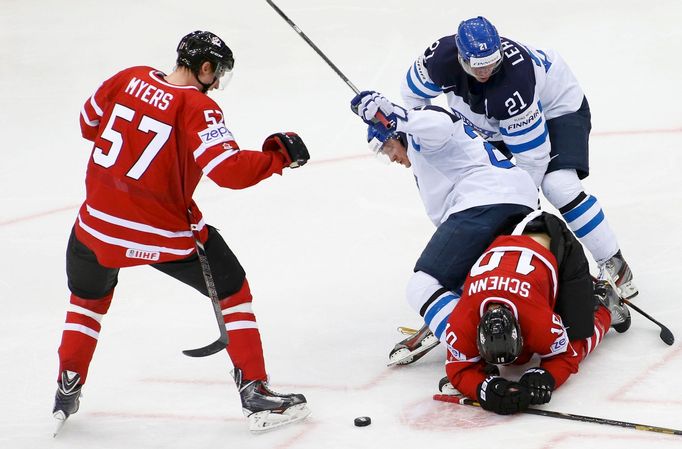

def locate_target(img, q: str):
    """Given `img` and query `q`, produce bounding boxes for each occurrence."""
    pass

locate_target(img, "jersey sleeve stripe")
[193,137,235,159]
[412,61,441,92]
[86,204,195,238]
[445,355,482,365]
[505,125,549,153]
[90,94,104,117]
[80,105,100,127]
[202,149,239,175]
[406,64,441,99]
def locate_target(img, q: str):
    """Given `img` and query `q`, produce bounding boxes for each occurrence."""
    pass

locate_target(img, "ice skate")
[594,280,631,333]
[52,370,82,436]
[599,250,638,300]
[438,376,461,395]
[388,323,440,366]
[233,368,310,432]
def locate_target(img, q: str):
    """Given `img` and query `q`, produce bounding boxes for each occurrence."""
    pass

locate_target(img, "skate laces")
[256,381,286,398]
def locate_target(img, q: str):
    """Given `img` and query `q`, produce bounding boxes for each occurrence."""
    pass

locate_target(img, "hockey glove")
[519,367,555,405]
[262,132,310,168]
[477,376,531,415]
[350,91,407,126]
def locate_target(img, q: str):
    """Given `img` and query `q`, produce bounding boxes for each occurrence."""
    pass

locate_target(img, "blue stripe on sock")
[435,318,449,340]
[563,195,597,223]
[574,210,605,238]
[424,294,456,326]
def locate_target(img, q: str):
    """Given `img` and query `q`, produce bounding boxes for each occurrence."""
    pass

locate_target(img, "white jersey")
[400,36,584,186]
[395,107,538,226]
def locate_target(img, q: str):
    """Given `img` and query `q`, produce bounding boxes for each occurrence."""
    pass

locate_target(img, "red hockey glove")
[477,376,531,415]
[262,132,310,168]
[519,367,555,405]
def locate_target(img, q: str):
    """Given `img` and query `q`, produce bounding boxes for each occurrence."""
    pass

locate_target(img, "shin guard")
[57,292,113,384]
[220,279,267,381]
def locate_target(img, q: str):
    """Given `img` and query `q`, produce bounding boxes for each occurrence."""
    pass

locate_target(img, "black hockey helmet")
[476,305,523,365]
[176,31,234,78]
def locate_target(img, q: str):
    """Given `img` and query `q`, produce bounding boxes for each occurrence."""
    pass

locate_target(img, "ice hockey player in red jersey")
[441,211,631,414]
[53,30,311,433]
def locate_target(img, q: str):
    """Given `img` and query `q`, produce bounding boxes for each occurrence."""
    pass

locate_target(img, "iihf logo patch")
[211,36,222,46]
[126,248,160,261]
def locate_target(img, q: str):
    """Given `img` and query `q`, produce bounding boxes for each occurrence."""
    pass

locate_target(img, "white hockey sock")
[406,271,461,341]
[541,170,619,264]
[558,193,619,264]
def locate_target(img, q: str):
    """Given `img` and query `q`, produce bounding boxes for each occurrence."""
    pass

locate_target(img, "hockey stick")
[593,274,674,345]
[264,0,393,127]
[623,299,675,346]
[182,216,228,357]
[265,0,359,94]
[433,394,682,436]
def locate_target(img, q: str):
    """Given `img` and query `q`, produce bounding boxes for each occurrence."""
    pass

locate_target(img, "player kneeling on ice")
[53,30,310,434]
[439,211,631,415]
[349,91,538,366]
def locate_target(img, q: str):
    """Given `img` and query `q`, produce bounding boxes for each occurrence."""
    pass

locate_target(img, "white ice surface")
[1,1,682,448]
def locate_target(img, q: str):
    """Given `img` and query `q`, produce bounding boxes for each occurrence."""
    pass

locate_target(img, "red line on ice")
[2,126,679,227]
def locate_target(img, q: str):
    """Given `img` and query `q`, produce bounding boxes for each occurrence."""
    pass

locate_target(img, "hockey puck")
[354,416,371,427]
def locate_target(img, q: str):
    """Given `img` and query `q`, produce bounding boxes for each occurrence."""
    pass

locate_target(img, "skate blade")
[387,335,439,367]
[248,404,311,433]
[397,326,419,336]
[53,411,67,437]
[617,280,639,300]
[600,272,638,301]
[438,381,461,395]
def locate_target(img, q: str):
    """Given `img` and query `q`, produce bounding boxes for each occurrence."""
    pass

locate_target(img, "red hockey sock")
[57,292,113,384]
[220,278,267,381]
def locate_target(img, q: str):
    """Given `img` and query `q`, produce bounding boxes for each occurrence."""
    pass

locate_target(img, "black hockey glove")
[519,367,555,405]
[477,376,531,415]
[262,132,310,168]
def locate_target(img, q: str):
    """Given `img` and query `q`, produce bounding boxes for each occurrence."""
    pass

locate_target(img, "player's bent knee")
[541,169,584,209]
[406,271,444,315]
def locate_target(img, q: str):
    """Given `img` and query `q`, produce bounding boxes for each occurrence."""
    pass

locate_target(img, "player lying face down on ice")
[440,210,631,415]
[349,91,539,366]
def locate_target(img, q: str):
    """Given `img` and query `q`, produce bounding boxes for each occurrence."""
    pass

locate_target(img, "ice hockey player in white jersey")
[350,91,538,365]
[400,16,637,300]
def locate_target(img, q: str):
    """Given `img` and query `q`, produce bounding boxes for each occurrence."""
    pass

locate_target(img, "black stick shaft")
[182,215,229,357]
[433,394,682,436]
[623,299,673,337]
[265,0,360,94]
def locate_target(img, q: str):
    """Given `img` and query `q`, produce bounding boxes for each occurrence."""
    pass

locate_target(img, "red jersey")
[444,235,583,399]
[76,66,288,267]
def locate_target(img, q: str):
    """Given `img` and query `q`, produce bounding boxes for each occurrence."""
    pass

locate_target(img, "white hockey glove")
[350,90,407,126]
